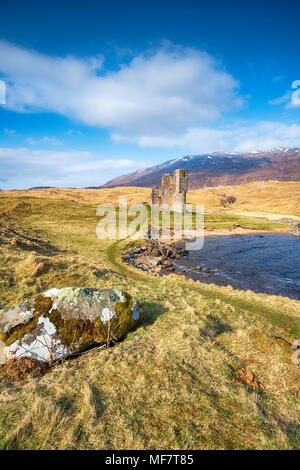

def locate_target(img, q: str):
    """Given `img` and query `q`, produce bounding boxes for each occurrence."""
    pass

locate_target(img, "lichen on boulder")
[0,287,144,364]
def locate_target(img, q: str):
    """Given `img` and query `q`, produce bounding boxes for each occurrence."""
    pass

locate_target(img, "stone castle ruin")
[150,169,188,212]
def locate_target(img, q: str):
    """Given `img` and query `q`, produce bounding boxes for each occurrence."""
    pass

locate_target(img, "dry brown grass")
[0,194,299,450]
[188,181,300,219]
[3,358,50,383]
[1,180,299,218]
[1,276,299,450]
[0,186,151,207]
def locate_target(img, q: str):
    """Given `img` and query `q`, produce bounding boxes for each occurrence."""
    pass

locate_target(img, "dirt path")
[223,211,300,222]
[157,226,290,241]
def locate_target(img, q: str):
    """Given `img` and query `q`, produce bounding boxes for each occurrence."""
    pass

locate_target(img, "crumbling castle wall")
[150,169,188,212]
[150,186,161,206]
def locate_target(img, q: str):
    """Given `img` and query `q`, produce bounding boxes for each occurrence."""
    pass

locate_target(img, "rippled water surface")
[175,234,300,300]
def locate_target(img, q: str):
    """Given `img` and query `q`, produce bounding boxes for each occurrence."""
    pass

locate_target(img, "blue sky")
[0,0,299,189]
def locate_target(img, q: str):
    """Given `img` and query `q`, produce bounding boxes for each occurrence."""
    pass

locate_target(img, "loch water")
[175,233,300,300]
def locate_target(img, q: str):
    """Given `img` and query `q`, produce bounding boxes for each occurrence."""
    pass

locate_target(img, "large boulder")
[0,287,144,364]
[289,222,300,236]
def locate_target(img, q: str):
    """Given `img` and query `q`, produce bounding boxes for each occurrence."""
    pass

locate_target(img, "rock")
[163,260,173,268]
[0,287,144,364]
[277,218,295,223]
[166,266,175,272]
[146,256,163,267]
[123,241,187,276]
[131,248,142,255]
[148,247,161,257]
[91,266,108,277]
[289,222,300,236]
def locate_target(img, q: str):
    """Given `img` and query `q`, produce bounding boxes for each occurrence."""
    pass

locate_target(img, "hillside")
[0,196,299,450]
[1,180,299,219]
[100,148,300,189]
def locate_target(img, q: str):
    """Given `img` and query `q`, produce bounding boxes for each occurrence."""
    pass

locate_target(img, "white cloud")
[268,92,291,106]
[113,121,300,153]
[1,40,299,189]
[232,122,300,151]
[4,128,17,136]
[0,79,6,104]
[112,128,228,152]
[26,136,62,146]
[269,84,300,109]
[67,129,83,136]
[0,147,146,189]
[0,40,242,135]
[1,123,299,189]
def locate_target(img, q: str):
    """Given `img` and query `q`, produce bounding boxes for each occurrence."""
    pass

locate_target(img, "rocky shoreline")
[122,228,300,285]
[122,242,188,276]
[289,222,300,236]
[122,241,216,278]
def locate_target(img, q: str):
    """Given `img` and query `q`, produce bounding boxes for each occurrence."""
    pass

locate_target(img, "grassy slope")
[0,196,299,450]
[1,180,299,218]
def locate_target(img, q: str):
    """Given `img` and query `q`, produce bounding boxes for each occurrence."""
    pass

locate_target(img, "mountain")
[29,186,52,190]
[100,148,300,189]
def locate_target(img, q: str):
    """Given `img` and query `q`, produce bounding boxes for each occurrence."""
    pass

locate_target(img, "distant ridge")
[28,186,52,190]
[99,148,300,189]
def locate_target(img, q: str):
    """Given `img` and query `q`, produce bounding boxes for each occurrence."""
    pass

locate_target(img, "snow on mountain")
[99,148,300,189]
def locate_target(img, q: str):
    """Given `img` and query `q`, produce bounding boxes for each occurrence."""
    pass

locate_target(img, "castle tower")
[149,169,188,212]
[150,186,161,206]
[173,169,188,212]
[161,174,175,208]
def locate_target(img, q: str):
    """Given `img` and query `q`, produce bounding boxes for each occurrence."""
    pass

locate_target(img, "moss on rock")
[0,316,38,347]
[0,287,144,363]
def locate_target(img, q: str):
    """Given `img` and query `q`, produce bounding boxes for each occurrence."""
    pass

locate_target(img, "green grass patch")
[0,196,299,450]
